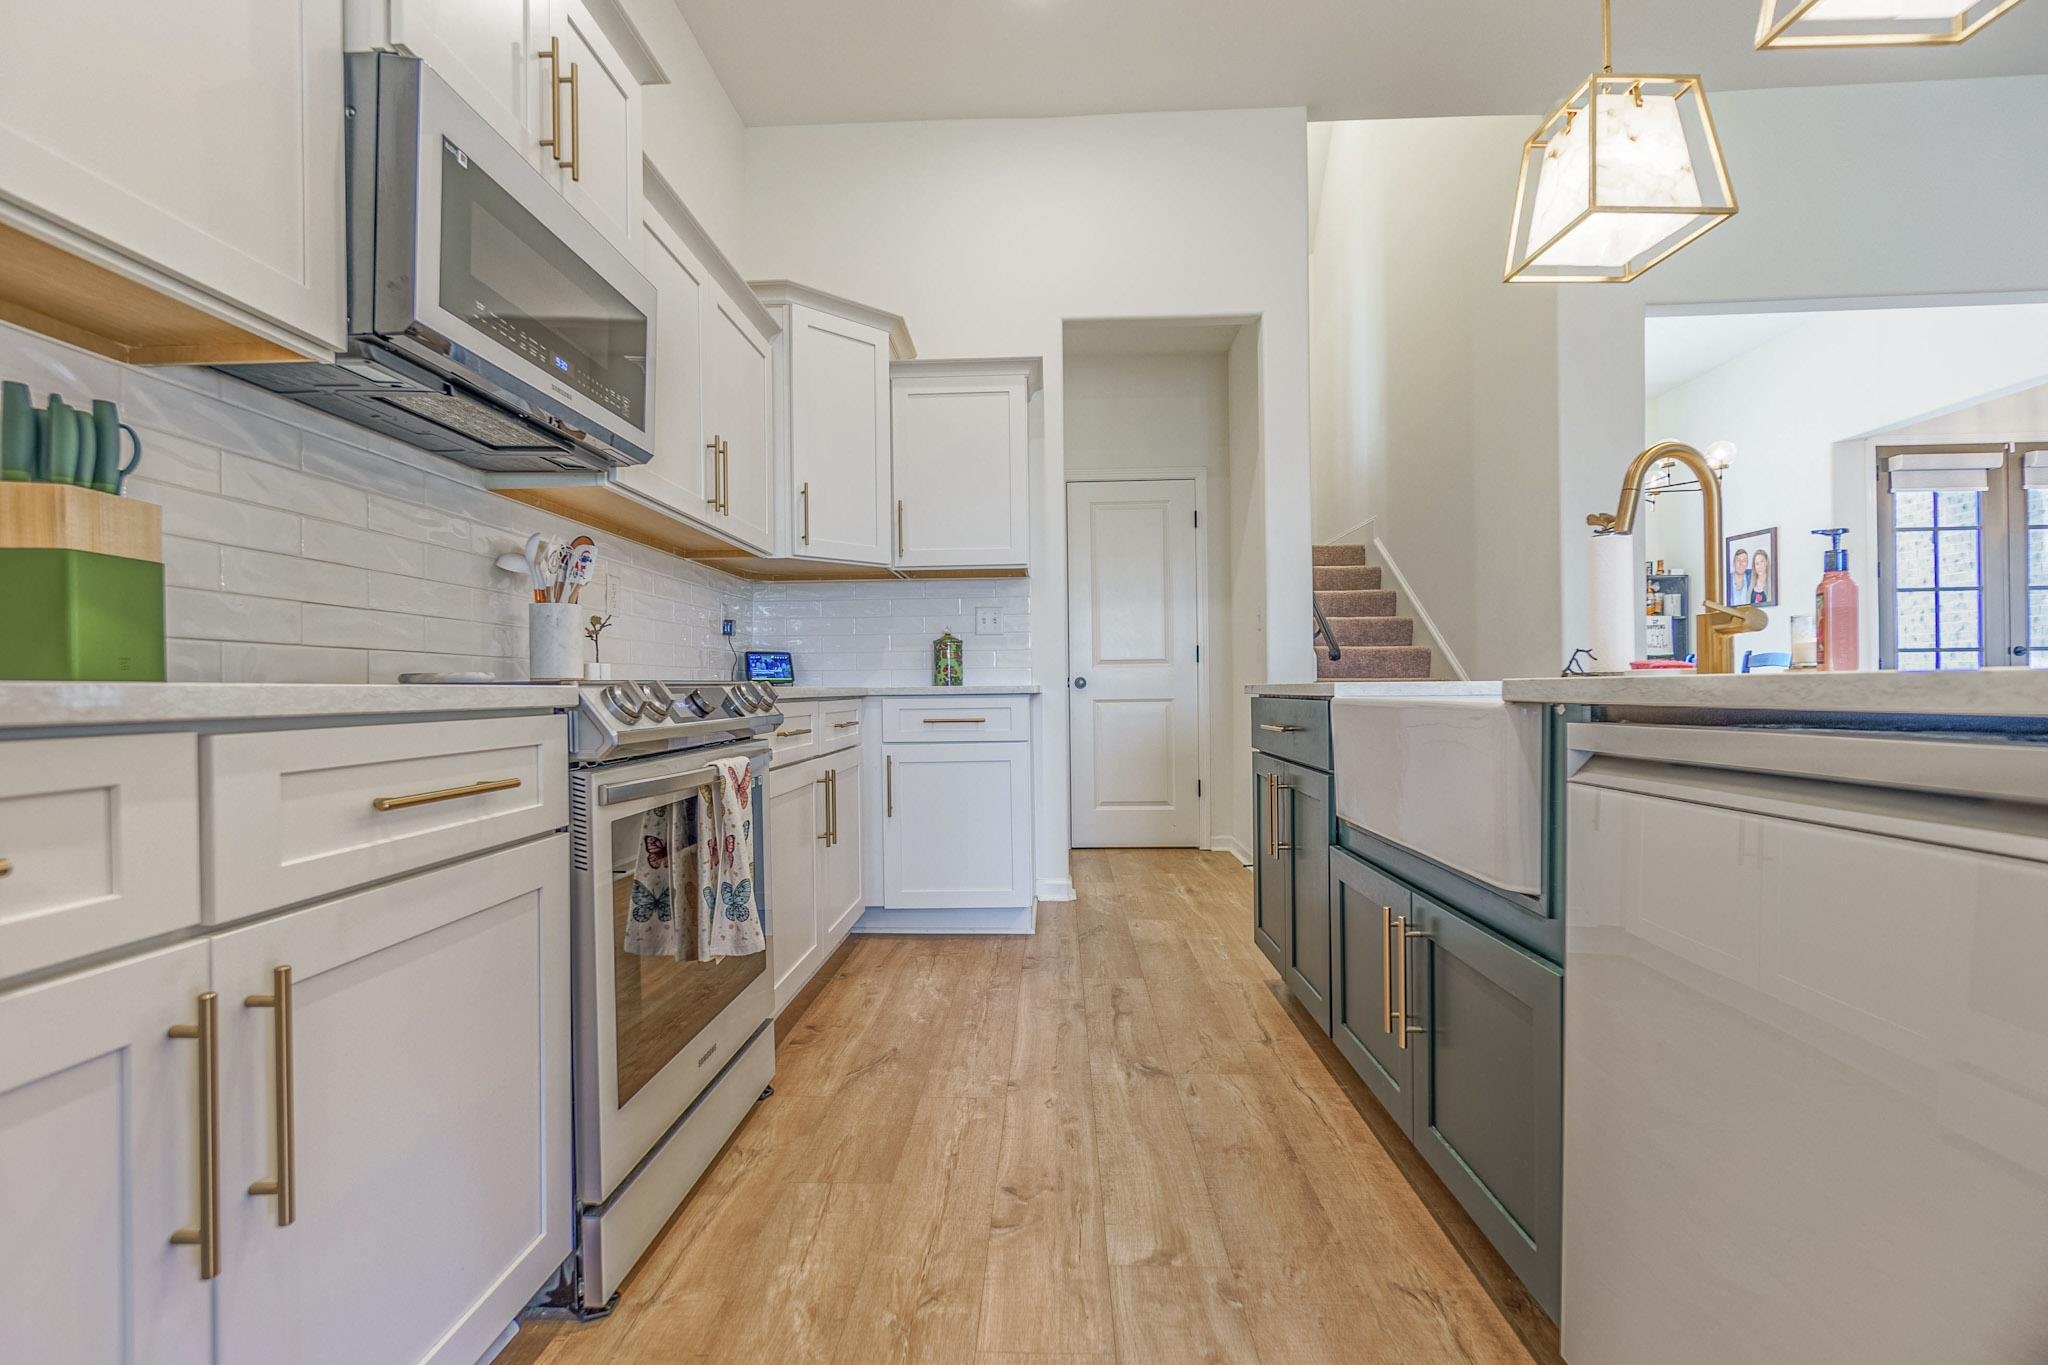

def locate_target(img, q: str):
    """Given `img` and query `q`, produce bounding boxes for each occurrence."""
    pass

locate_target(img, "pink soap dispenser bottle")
[1813,528,1859,671]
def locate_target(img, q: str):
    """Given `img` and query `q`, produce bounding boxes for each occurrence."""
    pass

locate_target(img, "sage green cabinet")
[1328,849,1562,1318]
[1254,752,1331,1032]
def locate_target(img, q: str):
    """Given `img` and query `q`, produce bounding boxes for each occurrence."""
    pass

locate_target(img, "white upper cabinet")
[891,362,1035,570]
[615,212,709,514]
[703,289,776,554]
[0,0,344,354]
[537,0,641,248]
[366,0,549,155]
[754,283,912,568]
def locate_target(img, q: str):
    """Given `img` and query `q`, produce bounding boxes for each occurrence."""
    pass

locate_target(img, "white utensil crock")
[529,602,581,681]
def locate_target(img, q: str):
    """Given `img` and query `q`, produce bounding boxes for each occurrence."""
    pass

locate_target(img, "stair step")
[1313,564,1382,591]
[1317,646,1434,680]
[1321,615,1414,647]
[1312,543,1370,567]
[1316,588,1396,618]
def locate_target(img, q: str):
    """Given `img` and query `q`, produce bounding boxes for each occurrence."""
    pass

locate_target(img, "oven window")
[438,137,647,430]
[611,793,763,1104]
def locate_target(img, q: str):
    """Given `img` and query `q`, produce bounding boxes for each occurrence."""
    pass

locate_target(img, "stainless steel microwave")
[222,53,656,473]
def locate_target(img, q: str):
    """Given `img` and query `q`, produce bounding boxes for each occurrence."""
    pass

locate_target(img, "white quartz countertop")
[1501,669,2048,717]
[0,682,577,729]
[777,684,1041,700]
[1247,681,1505,700]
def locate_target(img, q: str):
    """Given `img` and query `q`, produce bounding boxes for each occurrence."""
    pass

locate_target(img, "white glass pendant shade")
[1506,76,1736,283]
[1758,0,2027,46]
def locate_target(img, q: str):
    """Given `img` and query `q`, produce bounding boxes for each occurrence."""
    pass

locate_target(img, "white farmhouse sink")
[1332,695,1543,896]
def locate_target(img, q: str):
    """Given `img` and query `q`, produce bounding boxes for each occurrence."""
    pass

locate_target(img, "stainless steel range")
[561,677,781,1315]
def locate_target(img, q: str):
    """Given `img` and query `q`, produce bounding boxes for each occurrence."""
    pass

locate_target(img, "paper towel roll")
[1587,532,1638,670]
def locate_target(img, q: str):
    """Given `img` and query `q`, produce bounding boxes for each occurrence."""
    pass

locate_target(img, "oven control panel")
[570,678,781,762]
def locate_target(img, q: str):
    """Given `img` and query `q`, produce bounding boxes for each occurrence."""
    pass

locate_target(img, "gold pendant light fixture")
[1757,0,2028,48]
[1504,0,1736,284]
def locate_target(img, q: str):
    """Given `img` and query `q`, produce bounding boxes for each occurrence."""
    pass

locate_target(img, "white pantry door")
[1067,479,1201,847]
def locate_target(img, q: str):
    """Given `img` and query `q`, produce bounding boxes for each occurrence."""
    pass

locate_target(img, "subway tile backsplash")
[749,579,1033,687]
[1,320,1034,688]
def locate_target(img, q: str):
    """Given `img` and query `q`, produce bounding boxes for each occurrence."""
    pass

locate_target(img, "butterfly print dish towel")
[696,755,764,958]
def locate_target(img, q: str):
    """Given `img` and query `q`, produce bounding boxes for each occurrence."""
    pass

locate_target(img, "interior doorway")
[1066,477,1202,847]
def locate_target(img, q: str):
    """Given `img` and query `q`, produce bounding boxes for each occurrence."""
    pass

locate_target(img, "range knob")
[640,680,676,719]
[601,684,644,724]
[752,680,780,709]
[680,689,712,718]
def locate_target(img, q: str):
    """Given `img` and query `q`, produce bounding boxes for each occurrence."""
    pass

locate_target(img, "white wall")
[740,107,1314,882]
[1557,75,2048,670]
[1644,303,2048,663]
[748,578,1032,687]
[1308,116,1562,680]
[615,0,746,248]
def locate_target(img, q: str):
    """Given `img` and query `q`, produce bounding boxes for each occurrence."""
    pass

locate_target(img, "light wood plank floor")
[505,849,1558,1365]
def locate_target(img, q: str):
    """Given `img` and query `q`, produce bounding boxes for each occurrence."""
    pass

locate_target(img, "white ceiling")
[676,0,2048,126]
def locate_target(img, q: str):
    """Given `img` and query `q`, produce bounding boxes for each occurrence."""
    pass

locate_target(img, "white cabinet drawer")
[203,716,567,922]
[0,732,199,981]
[881,695,1030,743]
[817,699,865,757]
[769,702,820,768]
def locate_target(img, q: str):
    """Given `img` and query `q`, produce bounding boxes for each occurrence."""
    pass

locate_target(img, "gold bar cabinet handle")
[537,38,563,158]
[1264,774,1278,858]
[719,439,731,515]
[828,769,839,845]
[1403,924,1431,1040]
[245,965,296,1227]
[1392,915,1409,1049]
[832,720,859,729]
[1257,723,1305,734]
[816,771,832,844]
[800,481,810,545]
[776,727,813,738]
[921,716,986,725]
[168,991,221,1280]
[1273,780,1292,853]
[705,437,721,507]
[1382,905,1396,1035]
[564,60,582,181]
[885,756,893,817]
[371,777,521,812]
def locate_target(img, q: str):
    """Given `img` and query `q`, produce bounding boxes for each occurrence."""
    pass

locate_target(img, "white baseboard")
[1209,835,1251,867]
[1035,877,1076,902]
[852,904,1036,935]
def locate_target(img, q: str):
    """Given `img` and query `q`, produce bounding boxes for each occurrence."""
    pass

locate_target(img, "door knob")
[1073,676,1088,690]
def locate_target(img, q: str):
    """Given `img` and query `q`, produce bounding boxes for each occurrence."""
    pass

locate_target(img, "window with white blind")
[1878,444,2048,670]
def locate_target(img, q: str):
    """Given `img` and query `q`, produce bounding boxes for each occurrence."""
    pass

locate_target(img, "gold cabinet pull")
[0,856,11,877]
[827,769,838,845]
[1257,723,1305,734]
[1263,774,1275,857]
[816,770,833,845]
[1391,914,1409,1049]
[885,755,893,817]
[800,481,810,545]
[244,965,296,1227]
[776,727,813,738]
[1382,904,1396,1035]
[896,499,905,556]
[1273,781,1292,853]
[538,38,565,160]
[564,60,581,182]
[704,437,721,508]
[921,716,986,725]
[371,776,521,812]
[832,719,859,729]
[168,992,221,1280]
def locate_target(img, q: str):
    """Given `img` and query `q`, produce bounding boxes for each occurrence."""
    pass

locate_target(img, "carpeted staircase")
[1313,544,1433,679]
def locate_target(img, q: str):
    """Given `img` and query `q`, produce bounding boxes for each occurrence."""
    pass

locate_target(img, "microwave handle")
[595,746,770,807]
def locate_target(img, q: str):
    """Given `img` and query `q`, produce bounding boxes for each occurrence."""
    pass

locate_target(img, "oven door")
[572,744,773,1204]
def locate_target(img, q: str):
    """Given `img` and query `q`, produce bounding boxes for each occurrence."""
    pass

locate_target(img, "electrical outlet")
[975,606,1002,635]
[721,619,736,636]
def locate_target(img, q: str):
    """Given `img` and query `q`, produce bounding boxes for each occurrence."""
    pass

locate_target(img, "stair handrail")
[1312,595,1342,662]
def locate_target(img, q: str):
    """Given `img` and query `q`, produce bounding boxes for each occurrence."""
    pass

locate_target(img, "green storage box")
[0,547,166,680]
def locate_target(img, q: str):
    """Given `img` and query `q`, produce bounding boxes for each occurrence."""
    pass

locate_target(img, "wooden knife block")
[0,482,165,680]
